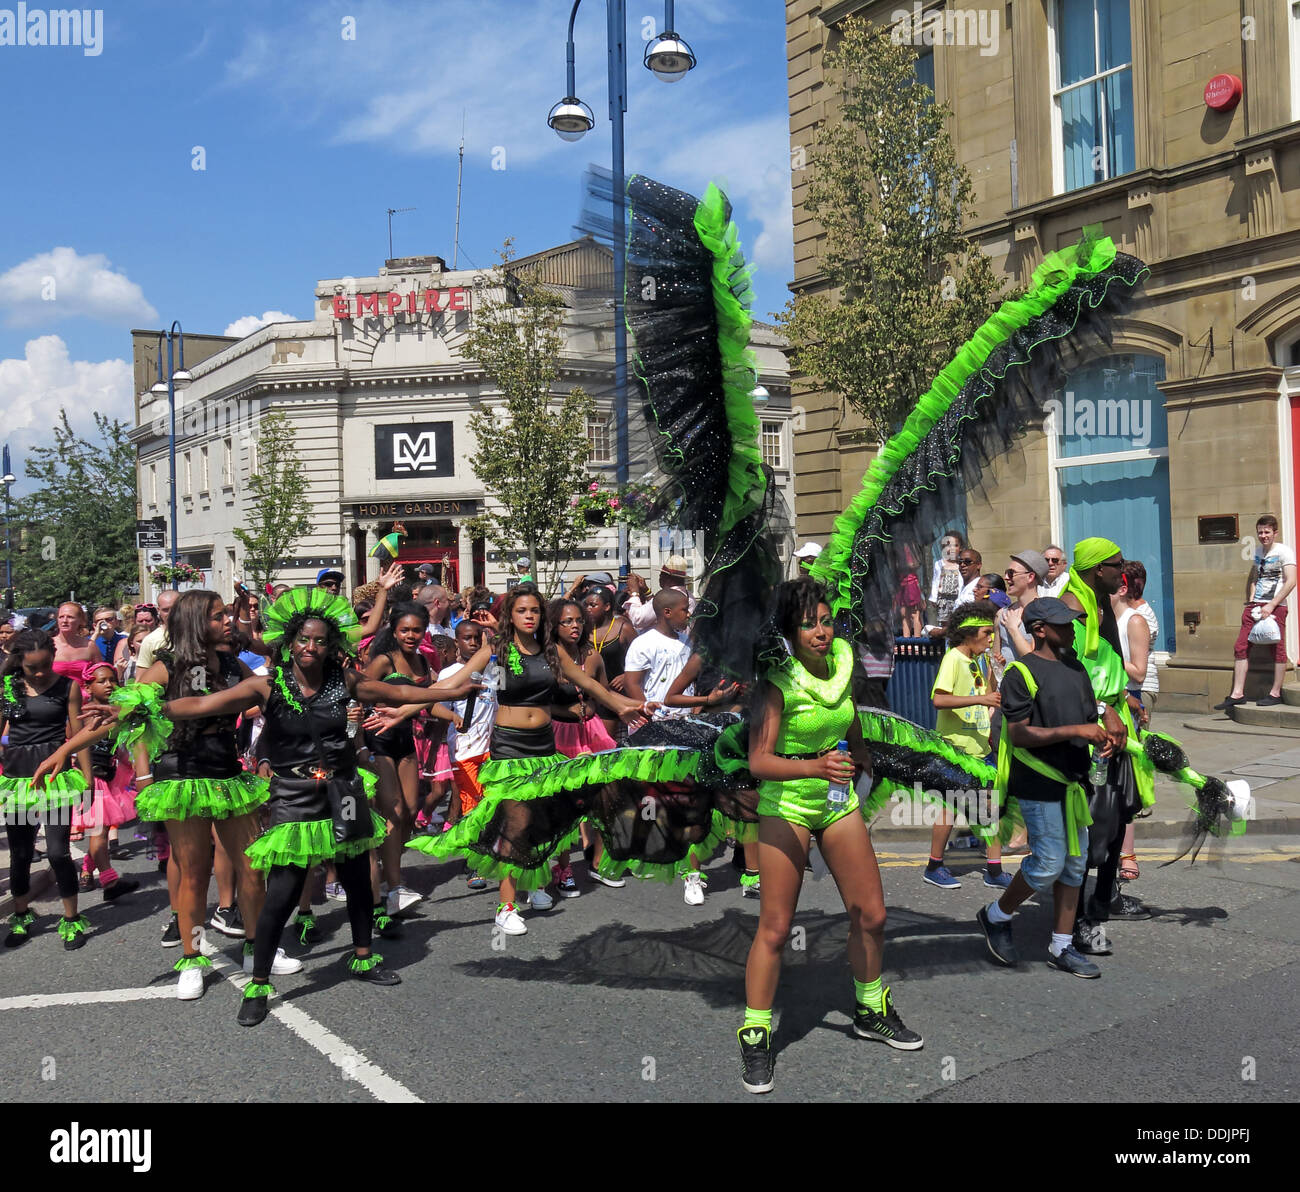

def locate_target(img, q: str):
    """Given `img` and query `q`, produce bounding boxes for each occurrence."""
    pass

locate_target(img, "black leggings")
[251,851,373,981]
[5,822,78,901]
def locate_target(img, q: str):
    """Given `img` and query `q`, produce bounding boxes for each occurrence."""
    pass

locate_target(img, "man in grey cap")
[415,562,438,587]
[976,597,1111,978]
[997,548,1047,659]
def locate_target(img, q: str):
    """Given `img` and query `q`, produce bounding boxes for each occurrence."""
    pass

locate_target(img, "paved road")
[1,830,1297,1103]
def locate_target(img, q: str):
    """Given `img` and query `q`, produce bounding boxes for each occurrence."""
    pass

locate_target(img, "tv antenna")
[453,111,466,269]
[386,207,416,259]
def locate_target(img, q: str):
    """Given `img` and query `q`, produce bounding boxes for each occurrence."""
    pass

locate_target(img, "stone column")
[455,520,475,594]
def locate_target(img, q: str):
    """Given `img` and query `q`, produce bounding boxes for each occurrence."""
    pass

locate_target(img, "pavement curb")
[868,812,1300,844]
[1181,719,1300,741]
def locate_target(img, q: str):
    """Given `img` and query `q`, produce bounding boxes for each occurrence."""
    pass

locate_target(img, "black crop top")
[2,674,72,746]
[499,647,558,708]
[263,662,356,776]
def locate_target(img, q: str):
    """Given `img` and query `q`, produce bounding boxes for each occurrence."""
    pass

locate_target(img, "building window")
[200,446,209,494]
[587,412,612,464]
[1047,354,1174,652]
[761,420,785,470]
[222,438,233,487]
[183,452,192,497]
[1050,0,1134,193]
[149,463,157,507]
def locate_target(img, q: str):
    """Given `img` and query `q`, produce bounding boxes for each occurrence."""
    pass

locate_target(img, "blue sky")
[0,0,793,486]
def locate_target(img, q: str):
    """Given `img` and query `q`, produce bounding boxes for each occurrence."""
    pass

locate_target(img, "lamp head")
[548,97,595,141]
[644,33,696,82]
[171,369,194,390]
[150,380,169,396]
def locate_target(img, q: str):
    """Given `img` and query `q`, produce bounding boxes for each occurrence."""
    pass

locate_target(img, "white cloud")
[224,310,298,338]
[0,337,134,447]
[0,248,157,327]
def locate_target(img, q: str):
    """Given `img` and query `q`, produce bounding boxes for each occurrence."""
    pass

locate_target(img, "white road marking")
[201,943,424,1104]
[0,986,176,1010]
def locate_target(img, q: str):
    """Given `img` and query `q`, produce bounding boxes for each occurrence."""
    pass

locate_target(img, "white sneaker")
[528,888,554,911]
[243,946,304,976]
[494,903,527,935]
[176,966,206,1000]
[683,872,706,906]
[387,886,423,914]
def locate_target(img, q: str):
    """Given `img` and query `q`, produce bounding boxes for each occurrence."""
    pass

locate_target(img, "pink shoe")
[441,821,453,834]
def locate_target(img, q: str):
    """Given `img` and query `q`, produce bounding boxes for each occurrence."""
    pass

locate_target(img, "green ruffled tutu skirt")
[135,772,269,823]
[246,808,387,872]
[0,768,89,817]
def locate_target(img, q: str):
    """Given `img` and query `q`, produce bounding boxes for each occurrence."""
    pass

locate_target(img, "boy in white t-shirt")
[622,590,693,715]
[620,589,711,907]
[432,619,498,888]
[1216,514,1297,709]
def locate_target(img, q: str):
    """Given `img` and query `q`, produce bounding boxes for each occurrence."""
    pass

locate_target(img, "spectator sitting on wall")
[1215,512,1296,709]
[1039,544,1069,598]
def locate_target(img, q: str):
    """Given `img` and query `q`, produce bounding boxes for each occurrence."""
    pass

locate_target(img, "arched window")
[1046,353,1175,653]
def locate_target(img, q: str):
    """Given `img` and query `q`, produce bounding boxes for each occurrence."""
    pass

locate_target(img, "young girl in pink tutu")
[73,661,140,900]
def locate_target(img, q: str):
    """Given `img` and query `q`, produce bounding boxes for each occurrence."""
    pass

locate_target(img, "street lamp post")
[2,443,15,612]
[149,322,193,591]
[548,0,696,579]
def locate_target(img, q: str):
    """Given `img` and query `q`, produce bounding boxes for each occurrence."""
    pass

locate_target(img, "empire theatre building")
[131,242,793,597]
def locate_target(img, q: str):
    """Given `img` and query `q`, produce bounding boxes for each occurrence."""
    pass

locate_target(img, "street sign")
[145,548,167,568]
[136,529,165,549]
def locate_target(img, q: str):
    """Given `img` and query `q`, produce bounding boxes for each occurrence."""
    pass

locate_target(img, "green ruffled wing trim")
[811,234,1135,616]
[594,808,732,884]
[406,819,584,891]
[0,768,89,812]
[691,182,766,541]
[135,772,268,822]
[109,682,174,761]
[245,809,387,872]
[480,746,700,803]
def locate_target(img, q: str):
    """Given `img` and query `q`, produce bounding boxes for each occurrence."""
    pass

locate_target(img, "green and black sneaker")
[372,903,402,939]
[293,911,320,947]
[4,910,36,948]
[238,982,274,1027]
[853,986,924,1050]
[737,1024,775,1094]
[57,914,90,951]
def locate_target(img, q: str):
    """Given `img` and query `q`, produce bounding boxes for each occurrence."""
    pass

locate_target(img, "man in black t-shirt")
[976,598,1111,977]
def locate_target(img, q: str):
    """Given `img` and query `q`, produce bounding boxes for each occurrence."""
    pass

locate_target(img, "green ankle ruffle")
[347,952,383,973]
[173,954,212,972]
[245,810,387,872]
[242,982,275,999]
[135,772,269,822]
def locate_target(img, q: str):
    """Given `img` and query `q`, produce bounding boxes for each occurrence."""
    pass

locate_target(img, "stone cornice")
[1159,366,1284,408]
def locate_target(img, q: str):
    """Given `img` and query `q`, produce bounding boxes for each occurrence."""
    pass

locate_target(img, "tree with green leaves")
[779,16,1005,442]
[9,411,137,607]
[233,409,313,591]
[463,241,595,592]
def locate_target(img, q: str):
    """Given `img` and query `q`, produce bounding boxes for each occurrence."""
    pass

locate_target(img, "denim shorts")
[1018,797,1088,892]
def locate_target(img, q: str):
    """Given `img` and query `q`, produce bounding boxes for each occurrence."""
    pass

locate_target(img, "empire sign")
[332,288,470,319]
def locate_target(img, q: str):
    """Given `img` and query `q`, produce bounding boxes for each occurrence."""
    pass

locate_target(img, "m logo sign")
[375,423,454,480]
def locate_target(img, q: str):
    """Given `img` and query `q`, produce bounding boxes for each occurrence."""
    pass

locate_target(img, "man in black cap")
[976,598,1112,978]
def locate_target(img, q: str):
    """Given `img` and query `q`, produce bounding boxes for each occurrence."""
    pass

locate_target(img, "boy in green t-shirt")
[924,601,1008,890]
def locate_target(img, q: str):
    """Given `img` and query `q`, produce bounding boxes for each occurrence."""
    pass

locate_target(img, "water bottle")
[473,654,501,693]
[827,739,851,806]
[346,699,362,740]
[1088,748,1109,788]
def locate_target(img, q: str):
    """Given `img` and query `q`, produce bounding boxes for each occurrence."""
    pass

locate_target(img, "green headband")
[957,616,995,630]
[261,586,361,658]
[1072,537,1122,572]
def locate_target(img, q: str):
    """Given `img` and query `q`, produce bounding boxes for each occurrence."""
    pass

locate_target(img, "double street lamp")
[547,0,697,577]
[149,321,192,590]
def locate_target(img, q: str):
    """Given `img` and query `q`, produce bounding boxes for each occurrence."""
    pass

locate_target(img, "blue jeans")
[1018,798,1087,892]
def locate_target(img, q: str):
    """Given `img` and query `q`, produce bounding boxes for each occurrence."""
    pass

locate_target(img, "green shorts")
[756,781,859,833]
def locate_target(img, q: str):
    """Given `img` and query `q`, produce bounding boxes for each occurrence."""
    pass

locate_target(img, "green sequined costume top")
[758,637,856,806]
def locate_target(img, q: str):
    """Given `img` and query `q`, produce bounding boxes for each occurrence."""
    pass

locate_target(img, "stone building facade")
[787,0,1300,710]
[130,240,793,600]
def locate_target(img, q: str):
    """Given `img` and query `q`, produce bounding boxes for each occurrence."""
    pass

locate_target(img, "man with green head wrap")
[1060,536,1155,951]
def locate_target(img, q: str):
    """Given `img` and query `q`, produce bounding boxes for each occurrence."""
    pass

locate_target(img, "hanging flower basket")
[573,481,656,530]
[149,561,206,587]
